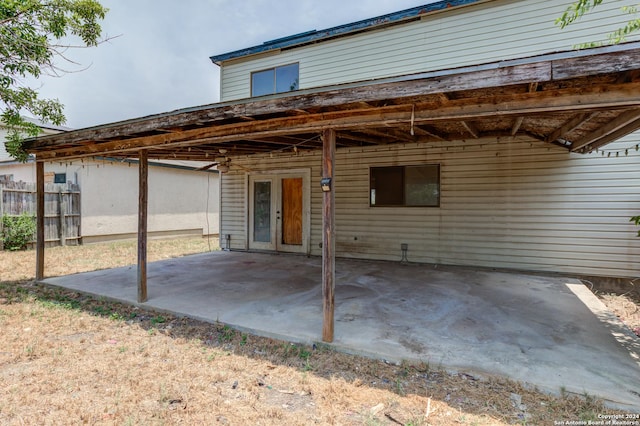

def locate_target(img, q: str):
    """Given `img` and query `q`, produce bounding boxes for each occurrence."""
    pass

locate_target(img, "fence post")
[58,187,66,246]
[36,162,45,280]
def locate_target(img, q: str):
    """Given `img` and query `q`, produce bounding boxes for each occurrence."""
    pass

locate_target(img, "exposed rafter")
[545,112,598,144]
[461,121,480,138]
[510,117,524,136]
[571,108,640,152]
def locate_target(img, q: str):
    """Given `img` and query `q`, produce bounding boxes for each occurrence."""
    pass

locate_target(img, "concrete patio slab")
[42,251,640,409]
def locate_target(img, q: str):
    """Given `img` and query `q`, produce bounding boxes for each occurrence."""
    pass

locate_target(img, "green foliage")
[0,0,108,161]
[1,212,36,250]
[556,1,640,47]
[631,216,640,236]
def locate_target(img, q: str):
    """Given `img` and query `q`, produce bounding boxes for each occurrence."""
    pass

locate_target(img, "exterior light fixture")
[320,177,332,192]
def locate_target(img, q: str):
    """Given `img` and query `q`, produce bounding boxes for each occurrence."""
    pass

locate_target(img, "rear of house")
[211,0,640,277]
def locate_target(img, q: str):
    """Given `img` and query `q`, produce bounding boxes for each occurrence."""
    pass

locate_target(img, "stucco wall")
[50,160,219,239]
[1,158,220,241]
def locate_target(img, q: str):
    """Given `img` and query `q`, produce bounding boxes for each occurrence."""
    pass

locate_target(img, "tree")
[556,0,640,47]
[1,0,108,161]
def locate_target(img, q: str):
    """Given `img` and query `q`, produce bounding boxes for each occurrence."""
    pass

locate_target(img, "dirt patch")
[0,239,637,424]
[582,276,640,337]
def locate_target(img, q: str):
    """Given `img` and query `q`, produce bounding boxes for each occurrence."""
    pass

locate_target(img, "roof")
[23,44,640,161]
[209,0,484,64]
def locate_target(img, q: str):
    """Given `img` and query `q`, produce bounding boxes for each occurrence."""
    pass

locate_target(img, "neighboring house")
[207,0,640,278]
[1,121,219,243]
[23,0,640,283]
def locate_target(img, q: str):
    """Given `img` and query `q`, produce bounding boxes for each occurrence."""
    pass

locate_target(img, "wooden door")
[281,178,303,245]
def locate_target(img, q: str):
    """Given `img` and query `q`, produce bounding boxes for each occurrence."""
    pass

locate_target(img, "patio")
[42,250,640,409]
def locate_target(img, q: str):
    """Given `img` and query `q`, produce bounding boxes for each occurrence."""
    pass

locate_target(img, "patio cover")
[24,42,640,341]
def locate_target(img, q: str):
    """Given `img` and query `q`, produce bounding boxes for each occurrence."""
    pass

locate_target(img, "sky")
[33,0,436,130]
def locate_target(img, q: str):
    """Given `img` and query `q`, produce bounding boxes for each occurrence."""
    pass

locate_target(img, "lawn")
[0,238,633,425]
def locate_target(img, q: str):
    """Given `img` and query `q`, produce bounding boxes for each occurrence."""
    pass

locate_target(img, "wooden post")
[322,128,336,342]
[137,150,148,303]
[58,187,67,246]
[36,161,45,280]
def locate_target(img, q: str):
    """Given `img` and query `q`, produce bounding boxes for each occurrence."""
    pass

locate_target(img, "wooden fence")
[0,180,81,249]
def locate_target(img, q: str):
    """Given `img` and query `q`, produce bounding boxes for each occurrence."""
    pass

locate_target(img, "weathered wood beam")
[570,108,640,152]
[574,116,640,152]
[528,82,539,92]
[461,121,480,138]
[31,83,640,160]
[415,124,447,140]
[510,117,525,136]
[322,129,336,343]
[138,150,148,303]
[336,132,381,145]
[545,112,598,144]
[35,161,45,281]
[25,61,554,149]
[368,127,416,143]
[552,48,640,80]
[25,48,640,153]
[522,131,547,143]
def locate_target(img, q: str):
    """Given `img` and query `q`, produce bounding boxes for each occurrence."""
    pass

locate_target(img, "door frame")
[247,168,311,254]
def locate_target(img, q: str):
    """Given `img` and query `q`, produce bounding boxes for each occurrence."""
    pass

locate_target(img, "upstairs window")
[370,165,440,207]
[251,63,299,97]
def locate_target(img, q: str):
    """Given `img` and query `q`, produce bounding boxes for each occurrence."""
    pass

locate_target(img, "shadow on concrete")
[41,250,640,409]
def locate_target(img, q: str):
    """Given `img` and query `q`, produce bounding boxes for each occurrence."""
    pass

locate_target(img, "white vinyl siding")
[220,133,640,277]
[219,0,640,101]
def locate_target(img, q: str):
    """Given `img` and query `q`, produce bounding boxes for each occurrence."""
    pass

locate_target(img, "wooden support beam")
[137,150,148,303]
[337,131,385,145]
[576,116,640,152]
[510,117,525,136]
[546,112,597,144]
[322,128,336,343]
[415,124,448,140]
[411,125,445,140]
[36,161,45,280]
[571,108,640,152]
[461,121,480,138]
[28,81,640,161]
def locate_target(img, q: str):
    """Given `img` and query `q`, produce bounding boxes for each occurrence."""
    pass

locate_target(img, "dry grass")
[599,293,640,337]
[0,238,635,425]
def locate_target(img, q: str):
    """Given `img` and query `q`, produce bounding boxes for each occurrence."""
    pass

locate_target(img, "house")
[22,0,640,341]
[1,121,220,243]
[208,0,640,278]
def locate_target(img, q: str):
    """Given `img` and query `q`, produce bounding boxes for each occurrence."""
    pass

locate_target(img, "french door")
[249,171,309,254]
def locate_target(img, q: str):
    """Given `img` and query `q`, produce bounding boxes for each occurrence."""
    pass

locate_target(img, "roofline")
[209,0,486,64]
[26,40,640,148]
